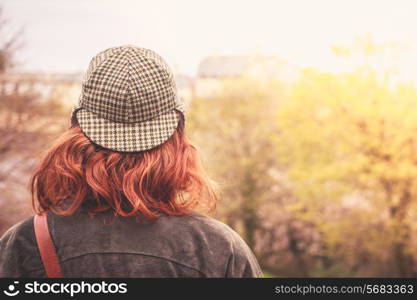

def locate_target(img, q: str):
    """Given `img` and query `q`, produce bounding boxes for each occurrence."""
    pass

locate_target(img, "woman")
[0,46,262,278]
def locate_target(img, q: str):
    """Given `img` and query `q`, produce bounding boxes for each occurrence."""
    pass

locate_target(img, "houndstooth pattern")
[73,45,185,152]
[76,108,181,152]
[84,47,125,83]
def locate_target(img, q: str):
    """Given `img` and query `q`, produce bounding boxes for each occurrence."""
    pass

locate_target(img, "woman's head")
[31,45,217,219]
[73,45,186,153]
[31,116,217,219]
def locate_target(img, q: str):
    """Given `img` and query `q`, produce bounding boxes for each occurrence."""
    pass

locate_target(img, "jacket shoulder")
[186,214,241,240]
[0,216,43,277]
[1,216,35,241]
[183,214,263,277]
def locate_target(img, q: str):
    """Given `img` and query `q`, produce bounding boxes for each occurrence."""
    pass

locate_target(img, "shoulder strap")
[33,212,64,278]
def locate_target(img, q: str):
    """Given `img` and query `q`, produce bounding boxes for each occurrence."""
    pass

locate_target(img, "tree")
[0,6,21,73]
[188,77,322,276]
[0,5,70,235]
[188,77,282,248]
[275,40,417,276]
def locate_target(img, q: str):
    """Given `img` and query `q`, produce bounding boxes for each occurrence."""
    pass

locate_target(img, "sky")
[3,0,417,78]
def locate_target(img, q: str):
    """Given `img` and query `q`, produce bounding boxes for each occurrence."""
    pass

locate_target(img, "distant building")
[195,55,299,98]
[0,72,194,109]
[0,72,83,107]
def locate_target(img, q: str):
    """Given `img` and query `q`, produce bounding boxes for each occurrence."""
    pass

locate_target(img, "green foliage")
[188,77,284,248]
[188,40,417,277]
[275,66,417,276]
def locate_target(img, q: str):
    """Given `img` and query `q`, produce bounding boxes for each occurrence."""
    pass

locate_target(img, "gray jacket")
[0,205,262,278]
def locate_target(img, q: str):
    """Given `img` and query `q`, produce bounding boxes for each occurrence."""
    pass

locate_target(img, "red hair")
[31,117,217,220]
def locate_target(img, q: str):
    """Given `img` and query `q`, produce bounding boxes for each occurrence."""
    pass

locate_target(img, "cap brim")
[75,107,181,152]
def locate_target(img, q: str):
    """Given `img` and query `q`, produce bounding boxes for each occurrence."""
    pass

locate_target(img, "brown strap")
[34,212,64,278]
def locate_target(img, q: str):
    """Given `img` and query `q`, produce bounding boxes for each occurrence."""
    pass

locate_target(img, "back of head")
[30,46,217,220]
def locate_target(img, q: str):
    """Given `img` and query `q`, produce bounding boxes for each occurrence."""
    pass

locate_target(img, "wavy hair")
[30,116,217,220]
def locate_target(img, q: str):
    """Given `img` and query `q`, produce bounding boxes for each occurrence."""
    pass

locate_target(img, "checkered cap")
[72,45,185,152]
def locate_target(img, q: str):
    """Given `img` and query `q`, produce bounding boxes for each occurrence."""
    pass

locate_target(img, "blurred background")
[1,0,417,277]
